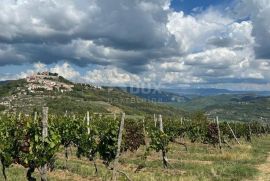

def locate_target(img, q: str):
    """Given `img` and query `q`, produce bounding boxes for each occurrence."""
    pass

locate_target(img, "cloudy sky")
[0,0,270,90]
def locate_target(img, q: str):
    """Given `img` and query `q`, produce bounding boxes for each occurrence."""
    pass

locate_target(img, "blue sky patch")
[170,0,234,14]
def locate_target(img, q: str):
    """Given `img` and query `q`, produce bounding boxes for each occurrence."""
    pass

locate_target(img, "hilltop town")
[26,72,74,92]
[0,72,109,113]
[0,72,75,111]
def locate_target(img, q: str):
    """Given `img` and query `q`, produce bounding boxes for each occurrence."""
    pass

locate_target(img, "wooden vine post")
[154,114,157,127]
[64,110,68,117]
[226,122,240,145]
[142,118,149,148]
[87,111,90,134]
[86,111,98,174]
[112,112,125,181]
[142,118,146,143]
[248,122,252,142]
[34,112,37,122]
[41,107,48,181]
[159,114,168,168]
[18,112,21,121]
[234,122,237,137]
[216,116,222,151]
[159,114,164,132]
[142,118,145,135]
[99,113,102,120]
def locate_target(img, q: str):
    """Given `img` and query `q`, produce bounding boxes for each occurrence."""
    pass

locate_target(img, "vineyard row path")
[250,152,270,181]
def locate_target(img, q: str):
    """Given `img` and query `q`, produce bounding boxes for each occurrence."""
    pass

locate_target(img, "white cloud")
[238,0,270,59]
[167,9,232,53]
[161,72,204,84]
[207,21,254,48]
[4,62,80,81]
[50,62,80,79]
[83,66,140,86]
[184,48,238,69]
[33,62,47,72]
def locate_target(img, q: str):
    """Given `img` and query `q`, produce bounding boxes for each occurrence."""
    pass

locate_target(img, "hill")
[119,87,190,103]
[168,94,270,121]
[1,73,269,121]
[165,88,270,96]
[0,72,185,117]
[120,86,270,121]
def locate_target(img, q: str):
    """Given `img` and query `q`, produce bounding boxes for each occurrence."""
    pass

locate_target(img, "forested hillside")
[0,78,185,117]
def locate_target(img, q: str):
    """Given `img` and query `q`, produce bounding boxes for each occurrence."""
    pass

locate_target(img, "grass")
[1,136,270,181]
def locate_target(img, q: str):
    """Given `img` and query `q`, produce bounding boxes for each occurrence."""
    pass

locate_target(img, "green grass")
[1,136,270,181]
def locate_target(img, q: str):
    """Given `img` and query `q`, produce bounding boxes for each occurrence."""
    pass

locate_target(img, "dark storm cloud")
[1,0,270,89]
[0,0,178,73]
[0,44,27,65]
[237,0,270,59]
[251,4,270,60]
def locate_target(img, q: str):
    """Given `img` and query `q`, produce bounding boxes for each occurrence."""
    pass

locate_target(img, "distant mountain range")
[164,88,270,96]
[170,94,270,121]
[119,86,270,103]
[118,87,190,103]
[2,80,269,97]
[119,86,270,121]
[0,80,10,85]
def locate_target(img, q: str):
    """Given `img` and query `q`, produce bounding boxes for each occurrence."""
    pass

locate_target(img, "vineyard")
[1,107,270,181]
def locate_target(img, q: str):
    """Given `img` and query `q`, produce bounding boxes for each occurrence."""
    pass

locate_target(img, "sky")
[0,0,270,91]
